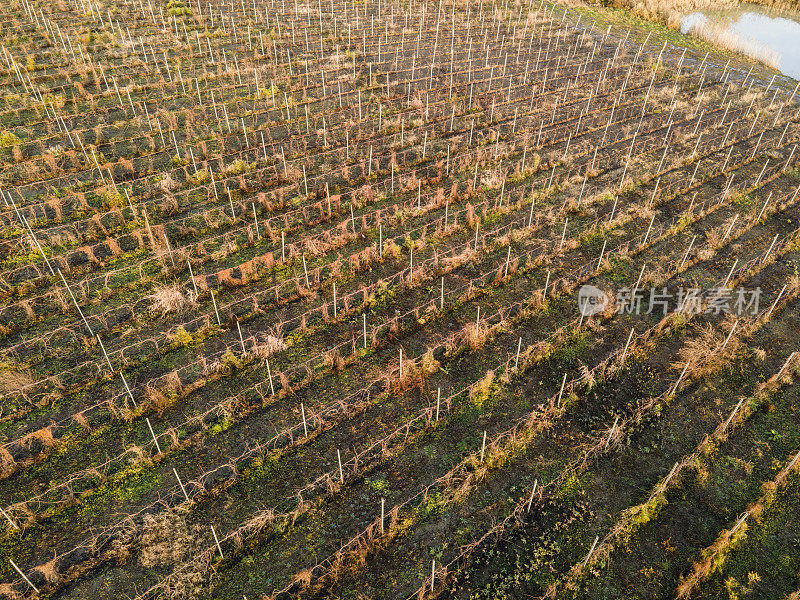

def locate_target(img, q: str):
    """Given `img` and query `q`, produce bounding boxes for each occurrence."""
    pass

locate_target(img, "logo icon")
[578,285,608,316]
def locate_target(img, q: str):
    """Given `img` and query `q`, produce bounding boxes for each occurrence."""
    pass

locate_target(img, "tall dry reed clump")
[585,0,735,27]
[683,19,781,69]
[581,0,783,69]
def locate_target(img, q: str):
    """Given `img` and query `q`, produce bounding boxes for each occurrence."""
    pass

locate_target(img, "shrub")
[170,326,196,347]
[226,159,249,174]
[0,131,20,147]
[166,0,192,15]
[470,370,495,406]
[100,187,125,209]
[221,348,244,372]
[382,239,401,260]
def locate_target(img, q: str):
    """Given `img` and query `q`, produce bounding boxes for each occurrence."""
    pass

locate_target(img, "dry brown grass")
[23,426,56,449]
[73,412,92,432]
[34,555,61,584]
[146,371,183,416]
[393,349,440,393]
[149,283,197,316]
[441,247,477,271]
[0,363,33,394]
[675,319,741,377]
[455,321,493,351]
[0,446,16,477]
[140,508,208,599]
[157,172,178,191]
[251,325,287,360]
[382,239,401,260]
[479,169,504,189]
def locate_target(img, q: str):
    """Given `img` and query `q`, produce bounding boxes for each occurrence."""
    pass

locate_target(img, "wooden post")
[210,289,221,325]
[236,319,247,355]
[722,259,738,289]
[124,189,136,219]
[163,231,175,267]
[266,358,275,395]
[606,416,620,448]
[777,351,798,379]
[557,373,567,407]
[757,192,772,222]
[542,270,551,301]
[0,507,18,530]
[17,213,55,276]
[121,373,137,407]
[583,536,599,567]
[211,525,223,557]
[642,213,655,247]
[763,234,779,264]
[146,417,162,454]
[680,236,697,269]
[209,168,219,200]
[173,467,189,501]
[97,335,114,372]
[597,240,606,272]
[671,361,691,395]
[9,560,39,594]
[58,269,94,336]
[380,498,385,534]
[720,321,738,352]
[721,216,739,245]
[526,479,538,512]
[188,261,198,296]
[253,204,261,239]
[620,328,635,364]
[766,284,787,319]
[528,195,535,227]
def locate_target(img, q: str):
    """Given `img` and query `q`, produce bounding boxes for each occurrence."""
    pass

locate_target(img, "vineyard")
[0,0,798,597]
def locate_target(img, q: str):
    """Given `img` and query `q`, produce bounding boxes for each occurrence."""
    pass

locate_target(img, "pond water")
[680,3,800,79]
